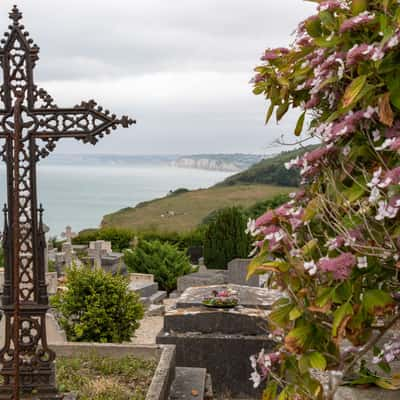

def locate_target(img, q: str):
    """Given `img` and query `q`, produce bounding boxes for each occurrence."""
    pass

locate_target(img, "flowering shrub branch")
[248,0,400,398]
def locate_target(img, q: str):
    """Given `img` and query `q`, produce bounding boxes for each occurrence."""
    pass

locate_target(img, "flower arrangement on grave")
[247,0,400,399]
[202,287,240,308]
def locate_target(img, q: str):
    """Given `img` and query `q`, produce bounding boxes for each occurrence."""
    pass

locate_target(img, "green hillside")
[101,185,294,233]
[216,146,315,187]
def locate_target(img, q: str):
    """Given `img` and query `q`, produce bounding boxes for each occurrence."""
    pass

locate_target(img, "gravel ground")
[131,297,178,345]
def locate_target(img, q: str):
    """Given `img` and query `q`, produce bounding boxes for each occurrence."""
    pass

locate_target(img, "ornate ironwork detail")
[0,6,135,399]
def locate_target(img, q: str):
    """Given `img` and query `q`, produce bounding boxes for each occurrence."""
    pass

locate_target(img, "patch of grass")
[101,184,294,233]
[56,353,157,400]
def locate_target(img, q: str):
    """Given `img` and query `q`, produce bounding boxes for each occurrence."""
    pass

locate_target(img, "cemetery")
[1,1,400,400]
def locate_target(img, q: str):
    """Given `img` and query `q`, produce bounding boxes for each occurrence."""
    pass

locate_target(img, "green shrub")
[73,227,205,253]
[73,228,136,252]
[51,266,143,343]
[203,207,250,269]
[0,247,4,268]
[140,229,205,251]
[124,240,192,293]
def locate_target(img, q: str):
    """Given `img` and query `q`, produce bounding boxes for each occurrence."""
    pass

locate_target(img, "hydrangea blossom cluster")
[250,0,400,397]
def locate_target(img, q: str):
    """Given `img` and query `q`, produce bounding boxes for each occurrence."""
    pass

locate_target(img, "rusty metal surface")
[0,6,135,399]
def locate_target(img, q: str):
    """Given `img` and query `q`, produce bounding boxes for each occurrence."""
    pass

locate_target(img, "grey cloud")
[0,0,315,154]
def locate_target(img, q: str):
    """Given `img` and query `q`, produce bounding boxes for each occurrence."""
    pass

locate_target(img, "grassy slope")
[102,184,294,233]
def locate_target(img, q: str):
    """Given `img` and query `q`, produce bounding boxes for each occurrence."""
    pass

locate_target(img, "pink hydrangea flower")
[318,0,347,12]
[340,11,376,33]
[318,253,356,280]
[261,47,289,61]
[255,210,275,228]
[346,44,384,65]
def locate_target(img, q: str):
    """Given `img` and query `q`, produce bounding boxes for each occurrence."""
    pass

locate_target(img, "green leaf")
[269,301,293,327]
[343,183,366,203]
[295,112,306,136]
[289,307,303,321]
[332,302,353,337]
[342,75,367,108]
[263,381,278,400]
[302,239,318,257]
[265,102,275,124]
[303,198,319,222]
[351,0,368,14]
[276,101,289,121]
[305,16,322,37]
[247,259,289,280]
[308,352,327,370]
[316,287,334,308]
[376,374,400,390]
[363,290,394,314]
[253,86,264,95]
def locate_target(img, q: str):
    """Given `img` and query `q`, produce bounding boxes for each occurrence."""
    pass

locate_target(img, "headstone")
[157,284,282,397]
[228,258,265,287]
[177,270,227,293]
[198,258,207,274]
[88,240,112,268]
[55,252,65,277]
[130,273,154,284]
[62,242,74,267]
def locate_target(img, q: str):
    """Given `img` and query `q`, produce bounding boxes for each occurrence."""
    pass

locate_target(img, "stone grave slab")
[177,270,227,293]
[129,281,159,298]
[164,307,269,335]
[176,284,281,310]
[157,284,282,397]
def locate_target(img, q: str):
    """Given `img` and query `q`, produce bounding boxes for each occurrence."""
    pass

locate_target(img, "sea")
[0,155,232,237]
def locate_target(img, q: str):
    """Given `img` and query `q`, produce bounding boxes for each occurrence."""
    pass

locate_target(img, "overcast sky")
[0,1,315,155]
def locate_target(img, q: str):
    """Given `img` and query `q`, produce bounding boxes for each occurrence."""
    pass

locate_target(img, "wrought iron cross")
[0,6,135,399]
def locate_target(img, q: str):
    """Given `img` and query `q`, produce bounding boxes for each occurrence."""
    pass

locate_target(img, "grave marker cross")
[0,6,135,399]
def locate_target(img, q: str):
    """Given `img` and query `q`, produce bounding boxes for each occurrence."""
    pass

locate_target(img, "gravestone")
[62,242,74,267]
[157,284,282,397]
[228,258,265,287]
[177,270,227,293]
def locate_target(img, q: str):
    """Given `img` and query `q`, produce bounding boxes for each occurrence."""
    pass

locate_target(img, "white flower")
[357,256,368,269]
[343,145,351,156]
[285,156,299,170]
[246,219,260,236]
[376,138,395,151]
[249,355,257,370]
[250,371,261,388]
[369,186,381,204]
[372,129,381,142]
[304,260,317,276]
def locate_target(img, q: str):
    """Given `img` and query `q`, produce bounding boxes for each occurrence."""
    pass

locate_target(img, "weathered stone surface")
[130,273,154,284]
[157,331,274,397]
[334,387,400,399]
[129,282,159,298]
[176,284,281,310]
[164,307,269,335]
[177,271,227,293]
[228,258,264,287]
[146,304,166,317]
[169,367,207,400]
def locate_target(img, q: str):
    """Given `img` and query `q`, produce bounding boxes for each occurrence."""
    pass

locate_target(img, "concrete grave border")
[52,343,176,400]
